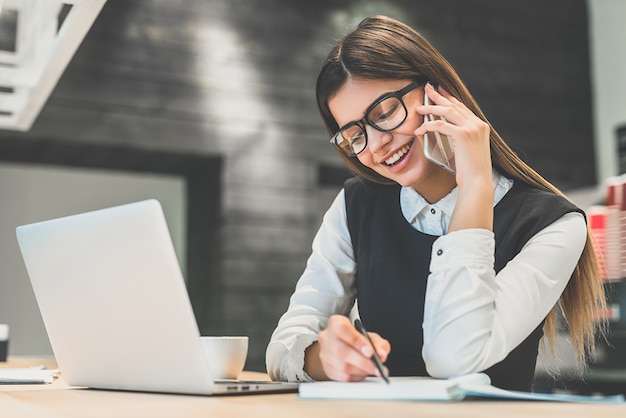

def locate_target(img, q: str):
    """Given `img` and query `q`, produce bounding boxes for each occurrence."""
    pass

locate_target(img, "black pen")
[353,319,390,384]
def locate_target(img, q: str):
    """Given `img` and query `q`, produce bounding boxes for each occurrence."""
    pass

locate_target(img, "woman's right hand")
[415,83,494,233]
[304,315,390,381]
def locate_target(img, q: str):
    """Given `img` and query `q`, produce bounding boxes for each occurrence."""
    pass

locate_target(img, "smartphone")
[423,92,456,174]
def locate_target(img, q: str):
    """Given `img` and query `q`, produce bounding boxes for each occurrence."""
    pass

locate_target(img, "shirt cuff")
[276,334,318,382]
[430,228,495,272]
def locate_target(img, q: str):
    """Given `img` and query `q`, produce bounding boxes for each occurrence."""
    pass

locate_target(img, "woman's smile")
[383,140,413,167]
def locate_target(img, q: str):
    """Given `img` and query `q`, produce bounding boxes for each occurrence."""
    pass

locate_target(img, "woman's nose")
[366,126,393,153]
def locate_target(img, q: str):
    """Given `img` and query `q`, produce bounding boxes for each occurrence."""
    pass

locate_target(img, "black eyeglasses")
[330,78,428,156]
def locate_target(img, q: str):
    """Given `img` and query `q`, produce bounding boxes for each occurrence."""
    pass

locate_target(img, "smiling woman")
[327,77,457,201]
[266,15,607,392]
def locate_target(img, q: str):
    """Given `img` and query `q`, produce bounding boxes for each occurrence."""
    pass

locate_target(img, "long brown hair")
[316,15,606,365]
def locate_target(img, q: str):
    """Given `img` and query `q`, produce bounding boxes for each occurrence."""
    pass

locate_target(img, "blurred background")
[0,0,625,393]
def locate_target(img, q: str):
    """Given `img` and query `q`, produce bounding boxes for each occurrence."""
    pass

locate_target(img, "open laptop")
[15,199,299,395]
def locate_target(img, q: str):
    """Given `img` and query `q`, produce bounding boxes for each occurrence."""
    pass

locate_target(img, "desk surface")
[2,358,625,418]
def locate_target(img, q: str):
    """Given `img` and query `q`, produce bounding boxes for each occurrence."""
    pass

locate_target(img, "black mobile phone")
[423,92,455,174]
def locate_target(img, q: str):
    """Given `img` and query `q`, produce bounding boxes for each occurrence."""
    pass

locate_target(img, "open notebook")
[16,199,299,395]
[298,373,625,403]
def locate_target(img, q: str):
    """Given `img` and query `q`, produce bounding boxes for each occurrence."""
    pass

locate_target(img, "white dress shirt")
[266,172,587,382]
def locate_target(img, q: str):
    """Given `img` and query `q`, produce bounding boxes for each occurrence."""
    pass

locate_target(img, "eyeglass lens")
[336,96,406,155]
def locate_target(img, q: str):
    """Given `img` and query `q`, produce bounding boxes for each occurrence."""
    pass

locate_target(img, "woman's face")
[328,78,454,200]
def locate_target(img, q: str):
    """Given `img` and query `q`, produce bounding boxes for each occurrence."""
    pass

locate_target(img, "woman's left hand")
[414,83,494,232]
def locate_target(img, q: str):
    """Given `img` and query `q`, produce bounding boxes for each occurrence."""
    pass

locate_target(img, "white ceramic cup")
[201,336,248,380]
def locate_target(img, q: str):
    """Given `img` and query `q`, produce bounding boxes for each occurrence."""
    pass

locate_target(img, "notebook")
[15,199,299,395]
[298,374,625,403]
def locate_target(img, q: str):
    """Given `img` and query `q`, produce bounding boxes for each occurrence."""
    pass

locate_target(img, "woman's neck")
[412,168,457,204]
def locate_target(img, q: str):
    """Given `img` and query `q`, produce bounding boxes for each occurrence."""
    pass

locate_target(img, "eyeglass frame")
[329,77,429,157]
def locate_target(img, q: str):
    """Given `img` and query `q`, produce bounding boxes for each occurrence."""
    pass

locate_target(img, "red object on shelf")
[588,207,608,280]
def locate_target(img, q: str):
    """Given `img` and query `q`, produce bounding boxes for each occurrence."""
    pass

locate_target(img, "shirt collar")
[400,170,513,225]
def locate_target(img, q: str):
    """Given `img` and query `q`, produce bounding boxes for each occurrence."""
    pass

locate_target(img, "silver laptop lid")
[16,200,217,395]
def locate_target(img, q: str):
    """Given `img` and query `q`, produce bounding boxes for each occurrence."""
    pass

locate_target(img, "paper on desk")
[298,372,626,403]
[461,383,626,404]
[0,367,60,384]
[298,373,490,401]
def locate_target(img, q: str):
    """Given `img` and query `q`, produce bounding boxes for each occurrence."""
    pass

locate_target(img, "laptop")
[15,199,299,395]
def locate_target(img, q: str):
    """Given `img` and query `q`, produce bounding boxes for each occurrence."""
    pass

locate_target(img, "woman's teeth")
[384,143,411,166]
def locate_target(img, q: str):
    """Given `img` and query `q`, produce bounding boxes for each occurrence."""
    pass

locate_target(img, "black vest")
[344,177,583,391]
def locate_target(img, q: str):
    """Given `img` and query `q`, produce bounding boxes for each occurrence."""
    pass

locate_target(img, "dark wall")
[0,0,595,371]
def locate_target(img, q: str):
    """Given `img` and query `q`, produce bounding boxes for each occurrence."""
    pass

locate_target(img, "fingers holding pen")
[368,332,390,362]
[317,315,390,382]
[354,322,390,364]
[364,331,391,379]
[317,315,375,381]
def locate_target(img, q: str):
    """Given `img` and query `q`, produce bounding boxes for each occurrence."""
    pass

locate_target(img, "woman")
[266,15,605,391]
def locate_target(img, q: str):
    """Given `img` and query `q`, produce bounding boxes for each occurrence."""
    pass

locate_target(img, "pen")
[353,319,390,384]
